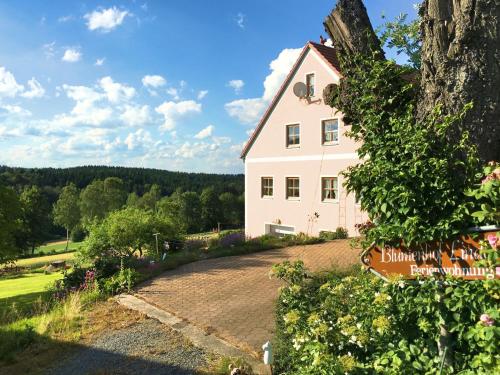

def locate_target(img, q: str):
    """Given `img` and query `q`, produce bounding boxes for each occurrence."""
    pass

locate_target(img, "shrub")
[102,267,140,295]
[61,266,88,290]
[183,238,206,251]
[219,231,246,247]
[319,231,337,241]
[272,260,499,374]
[282,232,324,246]
[335,227,348,239]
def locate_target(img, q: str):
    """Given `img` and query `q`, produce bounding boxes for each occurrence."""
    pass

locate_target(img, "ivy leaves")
[327,48,482,247]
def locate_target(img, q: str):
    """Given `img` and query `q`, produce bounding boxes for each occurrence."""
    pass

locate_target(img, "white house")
[241,41,367,238]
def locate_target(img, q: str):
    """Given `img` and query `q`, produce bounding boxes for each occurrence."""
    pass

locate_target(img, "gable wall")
[245,48,360,159]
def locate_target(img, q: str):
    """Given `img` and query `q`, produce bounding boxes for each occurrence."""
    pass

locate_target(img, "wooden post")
[217,222,221,233]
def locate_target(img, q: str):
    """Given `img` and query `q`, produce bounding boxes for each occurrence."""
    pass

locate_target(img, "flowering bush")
[273,260,499,374]
[219,231,246,248]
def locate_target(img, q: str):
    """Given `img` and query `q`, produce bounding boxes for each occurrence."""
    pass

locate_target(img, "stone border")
[115,293,270,375]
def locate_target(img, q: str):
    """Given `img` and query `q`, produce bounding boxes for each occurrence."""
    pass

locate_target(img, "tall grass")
[0,290,101,364]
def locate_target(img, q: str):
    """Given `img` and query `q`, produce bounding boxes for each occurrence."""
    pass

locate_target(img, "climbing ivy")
[325,51,482,246]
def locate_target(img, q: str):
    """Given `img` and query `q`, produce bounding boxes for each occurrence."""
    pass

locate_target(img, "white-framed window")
[306,73,315,97]
[261,177,273,197]
[322,119,339,144]
[321,177,338,201]
[286,124,300,147]
[286,177,300,199]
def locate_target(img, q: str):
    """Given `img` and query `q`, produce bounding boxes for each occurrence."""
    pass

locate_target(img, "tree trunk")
[323,0,383,57]
[66,228,69,251]
[324,0,499,163]
[418,0,500,162]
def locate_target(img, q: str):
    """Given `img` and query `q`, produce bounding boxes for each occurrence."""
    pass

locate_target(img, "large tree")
[157,190,201,234]
[417,0,499,162]
[80,177,127,227]
[83,208,177,261]
[324,0,499,162]
[200,186,221,231]
[0,185,22,264]
[53,183,81,250]
[19,185,51,254]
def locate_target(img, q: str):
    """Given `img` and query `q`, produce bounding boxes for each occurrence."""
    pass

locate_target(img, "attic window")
[306,73,315,97]
[286,124,300,147]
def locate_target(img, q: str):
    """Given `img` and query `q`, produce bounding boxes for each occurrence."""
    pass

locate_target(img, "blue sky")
[0,1,417,173]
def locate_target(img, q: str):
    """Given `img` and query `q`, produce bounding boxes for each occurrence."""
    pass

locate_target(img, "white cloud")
[142,74,166,88]
[120,104,150,126]
[166,87,180,101]
[58,15,74,23]
[124,129,152,150]
[53,84,112,127]
[194,124,214,139]
[99,76,135,103]
[95,58,105,66]
[0,104,31,117]
[224,98,267,125]
[84,7,129,32]
[224,47,301,125]
[0,67,24,98]
[262,48,302,101]
[62,48,82,62]
[43,42,56,59]
[235,12,245,29]
[197,90,208,100]
[155,100,201,131]
[228,79,244,94]
[57,128,118,155]
[21,78,45,99]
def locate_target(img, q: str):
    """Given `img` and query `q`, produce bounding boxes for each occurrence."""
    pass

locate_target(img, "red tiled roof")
[308,41,342,76]
[240,42,341,159]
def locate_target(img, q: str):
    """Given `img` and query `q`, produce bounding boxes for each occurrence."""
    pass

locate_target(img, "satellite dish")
[293,82,307,98]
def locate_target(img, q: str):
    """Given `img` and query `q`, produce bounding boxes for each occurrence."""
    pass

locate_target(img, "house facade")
[241,41,367,238]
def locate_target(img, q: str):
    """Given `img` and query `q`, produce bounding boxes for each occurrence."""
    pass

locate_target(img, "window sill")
[321,200,339,204]
[286,197,301,202]
[286,145,300,149]
[322,142,339,146]
[261,196,274,200]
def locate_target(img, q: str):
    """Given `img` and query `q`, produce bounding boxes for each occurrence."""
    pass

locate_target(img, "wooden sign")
[361,230,499,280]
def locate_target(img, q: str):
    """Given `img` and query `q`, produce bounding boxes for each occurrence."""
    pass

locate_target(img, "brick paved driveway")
[135,240,359,356]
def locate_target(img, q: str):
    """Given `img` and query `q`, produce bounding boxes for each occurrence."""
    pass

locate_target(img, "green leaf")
[412,361,423,370]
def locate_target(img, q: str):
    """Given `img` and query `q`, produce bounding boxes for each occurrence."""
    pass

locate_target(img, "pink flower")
[480,313,494,326]
[487,235,498,248]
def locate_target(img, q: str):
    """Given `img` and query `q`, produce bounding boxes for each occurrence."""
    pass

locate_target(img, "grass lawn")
[13,252,76,270]
[0,272,63,323]
[34,240,84,255]
[0,272,62,300]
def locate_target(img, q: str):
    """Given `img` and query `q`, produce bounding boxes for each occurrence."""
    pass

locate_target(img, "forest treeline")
[0,166,244,262]
[0,165,243,198]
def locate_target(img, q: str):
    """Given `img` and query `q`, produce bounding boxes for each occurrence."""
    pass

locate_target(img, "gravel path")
[46,318,208,375]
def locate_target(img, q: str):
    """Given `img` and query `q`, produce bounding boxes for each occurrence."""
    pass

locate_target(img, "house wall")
[244,46,368,238]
